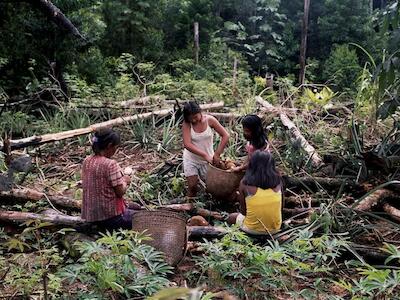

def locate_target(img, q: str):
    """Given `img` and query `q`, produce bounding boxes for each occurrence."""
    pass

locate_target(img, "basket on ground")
[131,209,187,266]
[206,163,244,200]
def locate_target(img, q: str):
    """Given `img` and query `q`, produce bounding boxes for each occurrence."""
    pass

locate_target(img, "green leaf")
[109,281,125,293]
[224,21,239,32]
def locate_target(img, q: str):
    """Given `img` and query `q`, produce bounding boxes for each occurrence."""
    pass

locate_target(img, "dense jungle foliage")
[0,0,396,110]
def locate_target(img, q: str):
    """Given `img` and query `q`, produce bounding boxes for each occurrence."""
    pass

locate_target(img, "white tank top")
[183,120,214,163]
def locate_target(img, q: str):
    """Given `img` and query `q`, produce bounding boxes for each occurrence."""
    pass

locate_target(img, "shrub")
[322,44,362,93]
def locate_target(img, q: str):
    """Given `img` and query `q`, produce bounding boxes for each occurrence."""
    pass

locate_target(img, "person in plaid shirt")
[81,128,137,230]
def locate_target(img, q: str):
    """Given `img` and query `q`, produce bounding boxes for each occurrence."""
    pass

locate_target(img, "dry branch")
[383,202,400,222]
[355,189,395,211]
[0,101,224,151]
[256,96,323,168]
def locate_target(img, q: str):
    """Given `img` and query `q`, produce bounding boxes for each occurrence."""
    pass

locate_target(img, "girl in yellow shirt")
[228,150,282,235]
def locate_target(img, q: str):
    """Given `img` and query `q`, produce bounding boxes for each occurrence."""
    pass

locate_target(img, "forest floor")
[1,96,400,299]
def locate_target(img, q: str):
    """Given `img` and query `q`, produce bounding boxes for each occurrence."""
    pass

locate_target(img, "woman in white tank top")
[182,101,230,197]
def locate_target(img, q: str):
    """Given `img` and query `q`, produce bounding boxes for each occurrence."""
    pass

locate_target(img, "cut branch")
[257,96,323,168]
[0,101,224,151]
[354,189,395,211]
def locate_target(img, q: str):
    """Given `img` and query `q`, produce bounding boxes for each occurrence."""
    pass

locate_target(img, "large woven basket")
[131,209,187,266]
[206,163,245,200]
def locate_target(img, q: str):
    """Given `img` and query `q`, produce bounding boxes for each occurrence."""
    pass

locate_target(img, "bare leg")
[186,175,199,197]
[227,213,239,225]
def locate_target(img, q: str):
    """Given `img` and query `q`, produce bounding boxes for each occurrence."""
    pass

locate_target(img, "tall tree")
[298,0,310,85]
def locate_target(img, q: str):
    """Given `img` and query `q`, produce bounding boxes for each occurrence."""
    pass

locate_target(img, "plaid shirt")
[81,155,126,222]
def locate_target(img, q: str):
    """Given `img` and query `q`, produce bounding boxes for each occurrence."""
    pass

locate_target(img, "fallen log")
[187,226,227,239]
[282,207,314,217]
[0,187,82,209]
[354,189,395,212]
[0,209,84,226]
[256,96,323,168]
[120,96,162,108]
[349,243,391,264]
[283,176,365,193]
[2,188,227,219]
[0,208,228,240]
[383,202,400,222]
[162,203,224,220]
[0,102,224,151]
[208,112,242,121]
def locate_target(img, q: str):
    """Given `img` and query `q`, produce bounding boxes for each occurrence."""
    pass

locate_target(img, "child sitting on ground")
[232,114,269,172]
[228,150,282,235]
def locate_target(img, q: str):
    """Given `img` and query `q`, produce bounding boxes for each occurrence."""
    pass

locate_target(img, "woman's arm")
[113,175,131,198]
[182,122,212,163]
[208,116,230,160]
[232,156,249,172]
[238,182,247,215]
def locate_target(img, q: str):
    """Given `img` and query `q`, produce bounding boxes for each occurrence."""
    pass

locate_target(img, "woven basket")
[206,163,245,200]
[131,209,187,266]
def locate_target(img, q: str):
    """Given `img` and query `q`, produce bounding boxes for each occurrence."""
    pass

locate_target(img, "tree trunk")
[194,22,199,64]
[0,101,224,151]
[31,0,86,41]
[298,0,311,85]
[232,57,238,97]
[257,96,323,168]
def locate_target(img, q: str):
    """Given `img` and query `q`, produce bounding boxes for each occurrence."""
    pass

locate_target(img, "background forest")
[0,0,394,114]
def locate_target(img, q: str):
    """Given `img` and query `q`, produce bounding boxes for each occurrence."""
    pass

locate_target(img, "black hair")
[183,101,201,123]
[243,150,281,189]
[242,115,267,149]
[92,128,121,154]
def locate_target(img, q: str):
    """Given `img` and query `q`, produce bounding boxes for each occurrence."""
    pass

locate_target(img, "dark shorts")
[95,209,136,231]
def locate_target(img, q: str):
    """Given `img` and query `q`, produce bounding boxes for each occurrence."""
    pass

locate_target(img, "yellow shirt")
[243,188,282,233]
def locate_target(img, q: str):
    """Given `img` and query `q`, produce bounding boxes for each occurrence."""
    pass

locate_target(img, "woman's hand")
[204,155,213,164]
[123,175,131,185]
[231,166,242,172]
[213,153,221,165]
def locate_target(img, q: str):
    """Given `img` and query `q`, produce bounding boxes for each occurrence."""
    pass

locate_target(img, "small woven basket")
[206,163,245,200]
[131,209,187,266]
